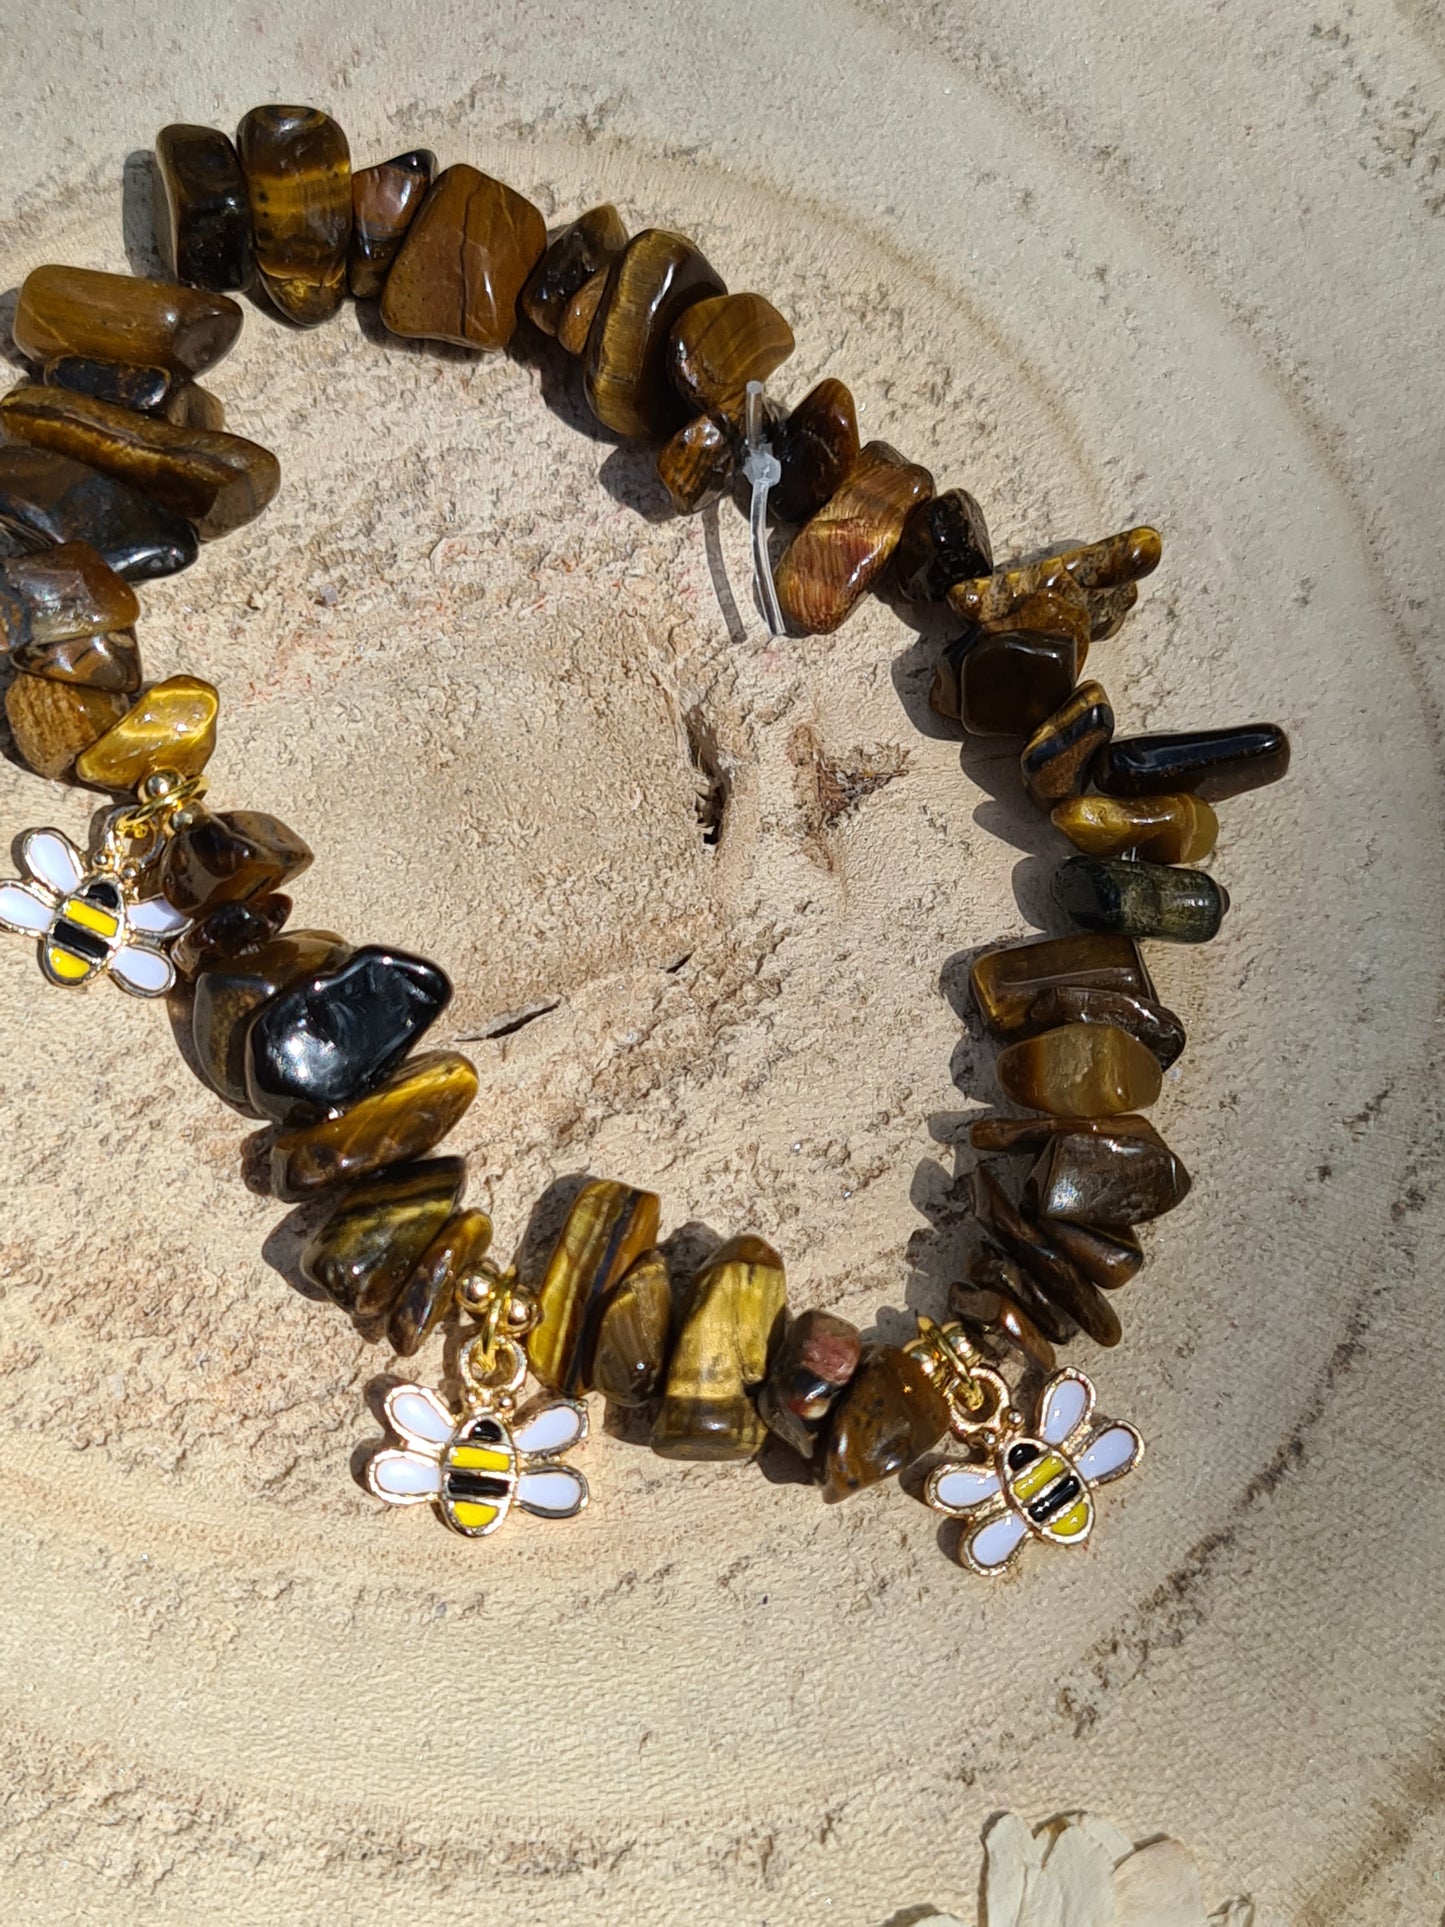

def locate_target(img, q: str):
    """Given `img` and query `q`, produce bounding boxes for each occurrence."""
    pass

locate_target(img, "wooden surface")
[0,3,1441,1921]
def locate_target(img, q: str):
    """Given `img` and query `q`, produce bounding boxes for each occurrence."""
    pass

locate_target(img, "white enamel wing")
[0,828,190,996]
[926,1367,1142,1577]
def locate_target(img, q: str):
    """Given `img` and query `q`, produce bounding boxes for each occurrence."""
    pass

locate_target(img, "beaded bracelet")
[0,106,1290,1577]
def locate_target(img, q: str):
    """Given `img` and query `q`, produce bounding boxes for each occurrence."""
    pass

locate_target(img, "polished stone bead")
[172,892,292,976]
[521,204,628,337]
[774,441,933,635]
[1024,1123,1192,1227]
[4,674,128,780]
[955,628,1079,737]
[655,411,736,515]
[995,1021,1163,1116]
[970,1165,1121,1346]
[949,1252,1059,1371]
[1020,681,1115,807]
[591,1247,674,1406]
[1055,854,1229,943]
[667,292,794,415]
[652,1234,786,1461]
[584,229,725,439]
[13,266,244,376]
[237,105,351,325]
[348,149,434,299]
[244,944,453,1126]
[771,378,859,525]
[893,487,993,602]
[161,808,313,917]
[948,525,1162,639]
[970,932,1156,1035]
[0,386,280,540]
[11,627,142,694]
[388,1205,493,1357]
[1046,1217,1143,1291]
[985,583,1092,655]
[0,448,198,579]
[0,541,139,646]
[1051,791,1218,865]
[269,1049,479,1200]
[190,930,350,1108]
[42,355,173,416]
[156,123,253,292]
[1095,723,1291,802]
[73,673,218,788]
[380,163,546,351]
[757,1308,862,1459]
[300,1157,467,1321]
[960,1239,1074,1345]
[821,1344,951,1500]
[556,268,608,355]
[530,1180,662,1396]
[968,1111,1160,1155]
[1022,983,1186,1071]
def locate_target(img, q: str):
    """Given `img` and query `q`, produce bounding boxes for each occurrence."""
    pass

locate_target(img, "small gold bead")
[142,770,179,801]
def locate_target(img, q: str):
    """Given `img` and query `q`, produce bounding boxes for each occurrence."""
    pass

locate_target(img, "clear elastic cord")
[740,380,784,638]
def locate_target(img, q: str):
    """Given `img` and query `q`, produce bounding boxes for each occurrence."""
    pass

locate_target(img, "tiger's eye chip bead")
[388,1205,493,1357]
[161,808,313,917]
[591,1247,674,1406]
[970,932,1156,1036]
[1021,983,1187,1072]
[73,673,219,789]
[651,1234,787,1461]
[1046,1217,1144,1292]
[190,930,351,1109]
[774,441,933,635]
[173,892,293,976]
[968,1111,1160,1155]
[4,675,129,781]
[949,1252,1059,1373]
[0,542,140,648]
[269,1049,480,1201]
[1051,791,1219,865]
[1054,854,1230,944]
[771,378,859,525]
[655,411,737,515]
[300,1156,467,1321]
[0,448,199,580]
[42,355,174,417]
[556,269,608,356]
[1020,681,1115,807]
[1096,723,1291,802]
[347,148,434,299]
[757,1308,862,1460]
[381,163,546,352]
[893,487,993,602]
[11,626,142,694]
[970,1165,1121,1347]
[1023,1124,1192,1227]
[821,1344,951,1500]
[996,1021,1164,1118]
[584,229,726,439]
[237,105,352,325]
[956,627,1079,738]
[155,123,253,291]
[521,203,628,336]
[949,525,1162,638]
[530,1180,662,1397]
[667,292,795,415]
[13,265,244,376]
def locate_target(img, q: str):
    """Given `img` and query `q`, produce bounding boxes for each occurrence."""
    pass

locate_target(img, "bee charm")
[365,1343,589,1539]
[925,1367,1141,1577]
[0,828,190,997]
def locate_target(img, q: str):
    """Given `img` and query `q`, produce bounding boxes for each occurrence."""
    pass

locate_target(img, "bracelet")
[0,105,1289,1578]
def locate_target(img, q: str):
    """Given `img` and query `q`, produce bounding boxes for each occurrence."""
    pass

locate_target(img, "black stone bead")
[243,943,453,1125]
[0,447,199,580]
[1053,854,1229,943]
[156,124,254,292]
[893,487,992,601]
[1095,723,1290,802]
[42,355,174,415]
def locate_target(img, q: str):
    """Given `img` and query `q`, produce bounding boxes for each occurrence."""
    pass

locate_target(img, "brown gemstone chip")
[757,1307,862,1459]
[162,808,313,918]
[156,123,253,292]
[388,1206,494,1358]
[1020,681,1115,807]
[967,1111,1160,1156]
[0,447,199,580]
[73,674,219,790]
[270,1050,480,1200]
[1046,1218,1144,1291]
[774,441,933,635]
[771,378,859,525]
[970,932,1156,1036]
[584,229,726,439]
[522,204,628,337]
[237,105,352,325]
[1022,983,1186,1072]
[557,269,608,356]
[949,525,1162,639]
[971,1164,1121,1347]
[13,265,244,376]
[530,1180,662,1396]
[0,542,140,648]
[651,1234,787,1461]
[11,627,142,694]
[4,675,128,781]
[381,163,546,352]
[1050,791,1219,865]
[190,929,351,1110]
[655,412,737,515]
[949,1252,1060,1372]
[348,149,434,300]
[592,1248,675,1407]
[172,892,293,976]
[995,1021,1163,1117]
[1023,1124,1192,1227]
[821,1344,951,1500]
[667,291,795,416]
[300,1157,468,1321]
[893,488,993,602]
[952,628,1080,738]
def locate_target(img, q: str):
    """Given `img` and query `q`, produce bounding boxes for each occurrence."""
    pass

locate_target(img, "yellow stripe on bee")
[449,1499,500,1530]
[62,897,119,937]
[449,1445,511,1472]
[46,947,91,981]
[1050,1497,1090,1539]
[1010,1450,1067,1503]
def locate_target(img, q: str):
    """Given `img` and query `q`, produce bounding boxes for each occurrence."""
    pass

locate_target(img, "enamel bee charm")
[0,827,190,996]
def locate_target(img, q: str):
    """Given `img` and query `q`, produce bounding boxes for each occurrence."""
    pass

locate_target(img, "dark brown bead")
[1022,983,1186,1071]
[190,930,350,1110]
[4,674,128,780]
[655,411,736,514]
[269,1050,480,1200]
[0,541,139,647]
[757,1308,862,1459]
[771,378,859,525]
[161,382,226,432]
[821,1345,951,1500]
[960,1243,1074,1346]
[651,1235,787,1460]
[521,204,628,336]
[347,149,434,300]
[300,1157,467,1321]
[667,292,794,415]
[156,123,253,292]
[584,229,725,439]
[956,628,1079,737]
[556,268,608,356]
[388,1206,493,1357]
[1095,723,1291,802]
[967,1111,1160,1155]
[949,1252,1059,1371]
[0,385,280,541]
[0,447,198,579]
[1054,854,1229,944]
[13,266,244,376]
[970,932,1156,1035]
[893,487,992,601]
[42,355,174,416]
[161,809,313,917]
[775,441,933,635]
[237,105,351,325]
[1019,680,1114,807]
[173,893,292,976]
[1023,1124,1192,1227]
[591,1248,674,1406]
[971,1165,1121,1346]
[1045,1217,1143,1291]
[530,1180,662,1396]
[380,163,546,351]
[11,627,142,693]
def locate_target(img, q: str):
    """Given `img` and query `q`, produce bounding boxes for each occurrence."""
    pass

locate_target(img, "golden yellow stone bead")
[5,674,128,781]
[584,228,725,439]
[13,265,244,376]
[388,1206,494,1358]
[1050,791,1220,865]
[529,1179,662,1395]
[237,105,352,325]
[73,673,218,789]
[651,1233,786,1461]
[592,1247,674,1406]
[667,291,795,416]
[994,1021,1163,1117]
[970,931,1156,1036]
[269,1049,480,1200]
[949,525,1161,641]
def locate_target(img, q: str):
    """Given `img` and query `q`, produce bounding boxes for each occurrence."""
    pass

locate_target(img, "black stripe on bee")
[52,920,112,964]
[1027,1474,1082,1524]
[445,1470,512,1502]
[1007,1441,1040,1472]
